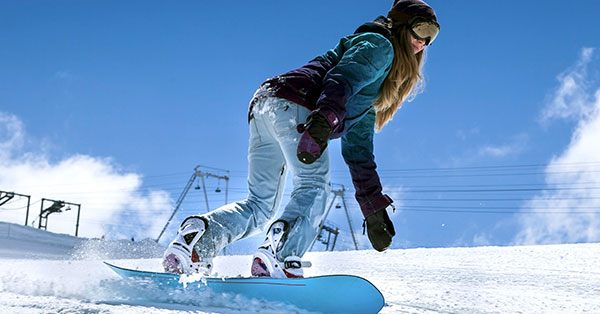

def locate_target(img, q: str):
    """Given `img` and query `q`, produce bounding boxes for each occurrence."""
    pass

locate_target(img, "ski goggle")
[408,16,440,46]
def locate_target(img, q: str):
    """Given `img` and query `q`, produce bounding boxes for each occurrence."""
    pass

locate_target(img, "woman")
[163,0,440,278]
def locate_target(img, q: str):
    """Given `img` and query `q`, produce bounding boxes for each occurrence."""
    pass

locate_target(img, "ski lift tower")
[38,198,82,236]
[156,165,230,243]
[0,190,31,226]
[310,184,359,251]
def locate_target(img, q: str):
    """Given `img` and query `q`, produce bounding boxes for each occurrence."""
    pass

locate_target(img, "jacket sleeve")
[315,33,393,136]
[341,109,393,218]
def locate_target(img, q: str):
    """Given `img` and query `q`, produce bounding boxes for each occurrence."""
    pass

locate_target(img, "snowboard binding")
[163,216,213,275]
[251,220,311,278]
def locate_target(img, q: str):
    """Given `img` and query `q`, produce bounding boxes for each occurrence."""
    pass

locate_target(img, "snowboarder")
[163,0,440,278]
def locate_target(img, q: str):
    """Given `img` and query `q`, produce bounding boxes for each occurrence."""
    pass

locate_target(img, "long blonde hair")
[373,23,425,131]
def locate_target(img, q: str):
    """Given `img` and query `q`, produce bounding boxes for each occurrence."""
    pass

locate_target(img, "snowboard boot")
[251,220,311,278]
[163,216,213,275]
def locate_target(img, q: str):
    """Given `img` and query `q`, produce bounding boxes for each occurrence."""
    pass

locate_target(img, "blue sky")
[2,1,600,251]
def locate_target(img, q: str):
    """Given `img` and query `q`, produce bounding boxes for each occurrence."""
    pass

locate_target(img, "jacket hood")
[353,16,392,40]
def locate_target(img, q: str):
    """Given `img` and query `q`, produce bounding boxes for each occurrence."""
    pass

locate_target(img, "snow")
[1,221,600,313]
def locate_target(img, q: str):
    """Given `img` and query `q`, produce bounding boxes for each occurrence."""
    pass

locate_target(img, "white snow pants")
[194,97,330,261]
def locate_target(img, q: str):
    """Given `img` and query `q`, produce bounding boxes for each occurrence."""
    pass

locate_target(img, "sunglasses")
[408,16,440,46]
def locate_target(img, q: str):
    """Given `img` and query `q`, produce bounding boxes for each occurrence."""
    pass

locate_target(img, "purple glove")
[296,112,332,164]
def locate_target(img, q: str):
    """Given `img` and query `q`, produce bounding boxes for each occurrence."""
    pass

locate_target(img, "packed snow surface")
[1,221,600,313]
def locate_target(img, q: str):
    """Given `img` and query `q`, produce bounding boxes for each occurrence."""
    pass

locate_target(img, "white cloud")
[514,48,600,245]
[478,145,512,158]
[0,113,25,160]
[477,134,528,158]
[0,112,172,240]
[540,48,596,123]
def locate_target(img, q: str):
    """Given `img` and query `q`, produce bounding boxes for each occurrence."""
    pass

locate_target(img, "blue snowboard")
[105,262,384,314]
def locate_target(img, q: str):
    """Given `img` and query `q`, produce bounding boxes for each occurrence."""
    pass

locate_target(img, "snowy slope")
[1,221,600,314]
[0,221,85,259]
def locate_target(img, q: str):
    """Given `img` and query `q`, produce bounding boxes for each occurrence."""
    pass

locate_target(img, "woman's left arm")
[341,109,393,218]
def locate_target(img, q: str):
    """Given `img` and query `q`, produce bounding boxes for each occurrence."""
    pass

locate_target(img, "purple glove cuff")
[360,194,394,218]
[315,108,341,134]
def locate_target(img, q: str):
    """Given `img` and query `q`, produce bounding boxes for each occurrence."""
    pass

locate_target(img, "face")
[410,35,426,54]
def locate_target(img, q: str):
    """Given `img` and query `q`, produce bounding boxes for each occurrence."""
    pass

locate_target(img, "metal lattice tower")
[310,185,359,251]
[156,165,230,243]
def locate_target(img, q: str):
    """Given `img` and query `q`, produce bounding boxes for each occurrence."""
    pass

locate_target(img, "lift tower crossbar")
[156,165,230,243]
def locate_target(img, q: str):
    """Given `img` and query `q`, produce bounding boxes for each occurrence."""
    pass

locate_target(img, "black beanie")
[387,0,437,24]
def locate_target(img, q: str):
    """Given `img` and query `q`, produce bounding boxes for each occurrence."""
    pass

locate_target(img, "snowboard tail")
[104,262,384,314]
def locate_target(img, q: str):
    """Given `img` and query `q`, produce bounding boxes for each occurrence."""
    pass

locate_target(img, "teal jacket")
[251,19,395,217]
[317,32,394,138]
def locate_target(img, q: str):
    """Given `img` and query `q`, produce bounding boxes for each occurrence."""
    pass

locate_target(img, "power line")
[20,180,600,198]
[401,197,600,202]
[403,186,600,193]
[376,161,600,173]
[0,200,41,211]
[345,203,600,215]
[402,204,600,210]
[3,160,600,223]
[6,161,600,190]
[3,174,597,194]
[389,181,600,189]
[379,170,600,179]
[401,208,600,215]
